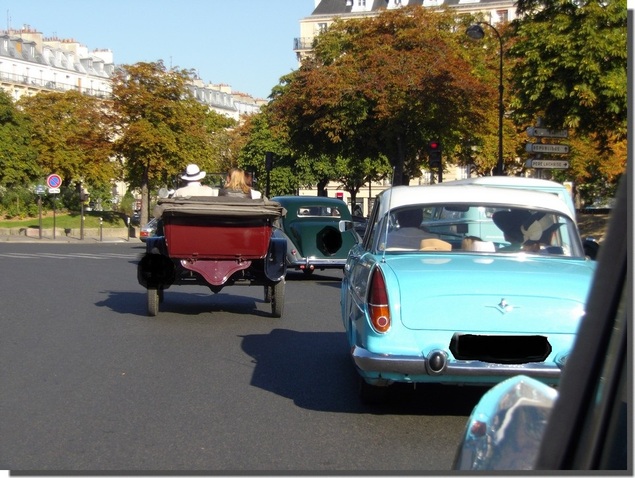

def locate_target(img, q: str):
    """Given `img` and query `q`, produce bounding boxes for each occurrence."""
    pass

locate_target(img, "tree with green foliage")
[18,90,117,204]
[0,90,40,189]
[234,111,299,196]
[111,61,234,224]
[509,0,627,149]
[205,111,238,177]
[508,0,626,194]
[234,108,391,202]
[268,6,493,185]
[0,90,41,218]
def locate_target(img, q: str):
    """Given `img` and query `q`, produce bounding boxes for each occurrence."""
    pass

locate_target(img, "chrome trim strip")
[351,346,561,379]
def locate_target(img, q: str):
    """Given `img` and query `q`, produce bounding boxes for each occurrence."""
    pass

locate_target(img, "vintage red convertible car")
[137,196,287,317]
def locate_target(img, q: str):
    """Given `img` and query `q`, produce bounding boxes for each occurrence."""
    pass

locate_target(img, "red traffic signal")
[428,140,442,152]
[428,140,442,168]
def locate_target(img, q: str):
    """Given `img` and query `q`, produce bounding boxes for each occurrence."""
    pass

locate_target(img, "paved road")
[0,242,486,473]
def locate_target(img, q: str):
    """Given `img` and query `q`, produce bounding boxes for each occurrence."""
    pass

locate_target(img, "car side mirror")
[339,220,354,233]
[453,375,557,471]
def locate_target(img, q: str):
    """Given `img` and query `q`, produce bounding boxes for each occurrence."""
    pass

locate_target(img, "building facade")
[295,0,517,61]
[0,26,264,121]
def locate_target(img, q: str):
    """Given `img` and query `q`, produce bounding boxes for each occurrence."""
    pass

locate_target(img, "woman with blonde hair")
[219,168,251,198]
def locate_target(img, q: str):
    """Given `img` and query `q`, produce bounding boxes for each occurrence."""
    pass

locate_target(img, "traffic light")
[265,152,274,172]
[428,140,442,168]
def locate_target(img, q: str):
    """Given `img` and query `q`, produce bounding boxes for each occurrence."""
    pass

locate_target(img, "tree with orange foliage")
[110,61,229,225]
[268,6,494,185]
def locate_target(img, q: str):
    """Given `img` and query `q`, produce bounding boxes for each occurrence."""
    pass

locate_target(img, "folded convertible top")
[155,196,286,220]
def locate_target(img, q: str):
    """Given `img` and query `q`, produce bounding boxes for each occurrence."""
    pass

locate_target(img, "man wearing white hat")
[173,164,217,197]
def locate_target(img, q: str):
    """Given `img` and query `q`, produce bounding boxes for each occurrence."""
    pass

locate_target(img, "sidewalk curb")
[0,227,142,244]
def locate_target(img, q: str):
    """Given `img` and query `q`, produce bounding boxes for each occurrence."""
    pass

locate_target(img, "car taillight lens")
[368,268,390,333]
[470,420,487,437]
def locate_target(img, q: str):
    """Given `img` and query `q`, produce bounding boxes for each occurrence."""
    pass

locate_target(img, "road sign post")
[525,143,570,154]
[525,159,570,169]
[525,124,570,171]
[46,174,62,239]
[526,127,568,138]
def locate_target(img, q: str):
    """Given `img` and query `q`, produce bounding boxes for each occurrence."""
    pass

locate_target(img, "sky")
[3,0,315,99]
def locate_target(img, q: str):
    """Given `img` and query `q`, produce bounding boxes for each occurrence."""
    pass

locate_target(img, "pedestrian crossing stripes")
[0,252,138,260]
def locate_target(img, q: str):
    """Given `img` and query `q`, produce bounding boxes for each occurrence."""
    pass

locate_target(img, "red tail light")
[470,420,487,437]
[368,268,390,333]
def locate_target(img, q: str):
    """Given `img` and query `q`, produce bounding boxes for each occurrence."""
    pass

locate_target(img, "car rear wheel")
[270,280,285,318]
[147,288,159,316]
[264,285,271,303]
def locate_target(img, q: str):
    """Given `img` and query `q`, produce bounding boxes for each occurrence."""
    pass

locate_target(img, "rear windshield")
[376,204,583,257]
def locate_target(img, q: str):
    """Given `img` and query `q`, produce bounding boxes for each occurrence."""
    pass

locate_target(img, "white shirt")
[173,181,216,197]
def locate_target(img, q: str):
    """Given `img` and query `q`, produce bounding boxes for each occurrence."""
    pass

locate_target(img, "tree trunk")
[141,164,150,226]
[141,182,149,226]
[317,177,329,196]
[389,135,406,186]
[397,136,409,186]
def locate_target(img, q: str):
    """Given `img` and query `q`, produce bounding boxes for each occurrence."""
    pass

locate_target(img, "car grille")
[450,333,552,364]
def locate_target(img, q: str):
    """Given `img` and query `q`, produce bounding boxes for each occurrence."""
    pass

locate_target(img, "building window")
[317,23,327,33]
[496,10,509,23]
[357,0,366,6]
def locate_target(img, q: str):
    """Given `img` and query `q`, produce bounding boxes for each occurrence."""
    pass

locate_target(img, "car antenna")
[381,167,396,263]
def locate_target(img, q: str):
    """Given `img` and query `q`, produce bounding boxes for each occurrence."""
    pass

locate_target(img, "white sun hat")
[181,164,206,181]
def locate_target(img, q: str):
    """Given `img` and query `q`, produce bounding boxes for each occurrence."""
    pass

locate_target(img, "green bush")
[120,190,136,215]
[0,186,40,219]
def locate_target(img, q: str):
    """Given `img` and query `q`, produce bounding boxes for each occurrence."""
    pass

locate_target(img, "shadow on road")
[96,289,274,318]
[240,328,489,416]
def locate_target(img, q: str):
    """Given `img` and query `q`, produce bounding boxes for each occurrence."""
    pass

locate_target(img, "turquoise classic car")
[340,184,597,404]
[271,195,360,276]
[453,176,627,471]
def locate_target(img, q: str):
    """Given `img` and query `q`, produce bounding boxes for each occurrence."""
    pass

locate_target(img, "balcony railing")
[293,37,314,51]
[0,71,111,98]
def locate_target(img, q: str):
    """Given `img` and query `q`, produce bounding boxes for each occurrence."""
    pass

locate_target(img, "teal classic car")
[340,184,597,404]
[271,195,360,276]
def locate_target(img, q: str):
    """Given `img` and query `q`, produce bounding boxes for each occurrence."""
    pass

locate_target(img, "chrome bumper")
[289,257,346,269]
[351,345,562,381]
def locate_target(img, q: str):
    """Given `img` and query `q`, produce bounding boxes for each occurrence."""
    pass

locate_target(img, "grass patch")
[0,211,128,229]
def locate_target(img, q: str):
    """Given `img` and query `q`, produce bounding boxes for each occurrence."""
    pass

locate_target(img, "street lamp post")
[466,22,504,176]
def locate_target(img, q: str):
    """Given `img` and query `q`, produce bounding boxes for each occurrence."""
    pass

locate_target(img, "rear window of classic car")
[378,203,583,257]
[297,206,342,217]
